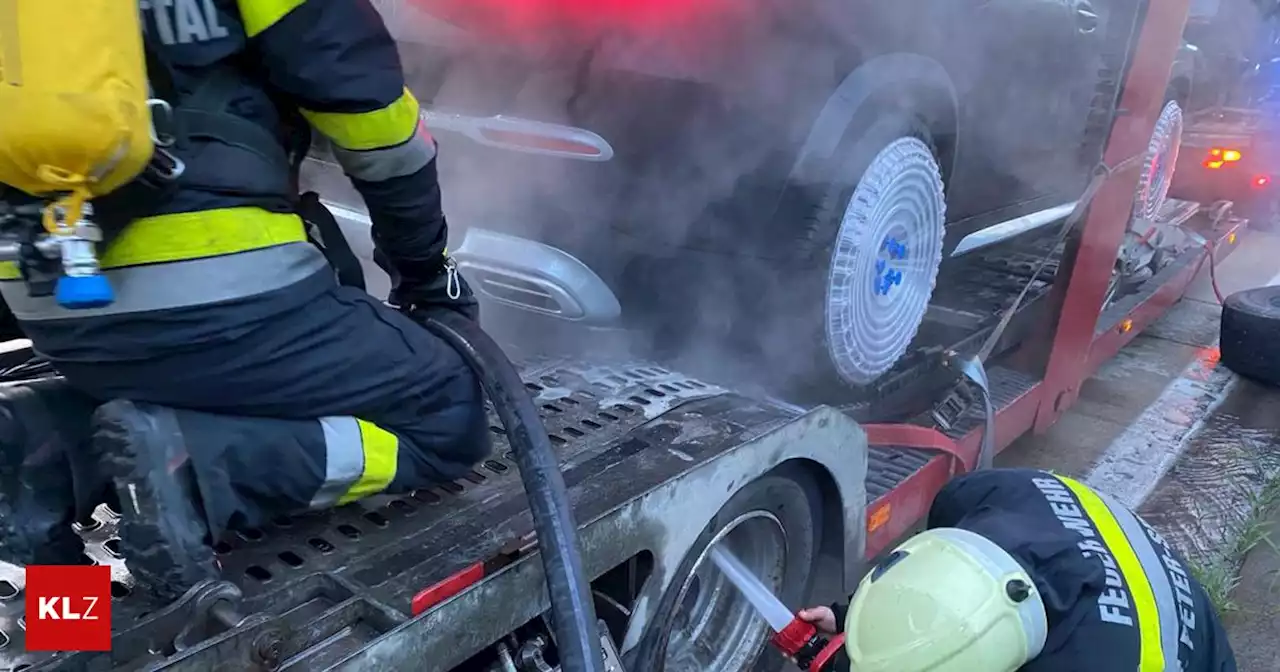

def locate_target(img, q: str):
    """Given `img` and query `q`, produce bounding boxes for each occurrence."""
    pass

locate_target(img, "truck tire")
[1220,285,1280,386]
[628,465,824,672]
[759,110,947,398]
[1134,100,1183,222]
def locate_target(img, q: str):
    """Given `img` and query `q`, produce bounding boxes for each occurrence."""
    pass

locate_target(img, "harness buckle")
[147,99,177,148]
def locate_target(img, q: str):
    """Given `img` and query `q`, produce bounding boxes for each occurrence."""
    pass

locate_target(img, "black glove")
[388,256,480,322]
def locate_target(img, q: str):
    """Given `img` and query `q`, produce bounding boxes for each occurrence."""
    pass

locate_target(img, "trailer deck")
[0,193,1240,670]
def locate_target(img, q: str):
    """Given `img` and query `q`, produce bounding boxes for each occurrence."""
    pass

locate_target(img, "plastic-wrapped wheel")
[824,136,946,385]
[752,110,947,399]
[1134,101,1183,222]
[1220,285,1280,386]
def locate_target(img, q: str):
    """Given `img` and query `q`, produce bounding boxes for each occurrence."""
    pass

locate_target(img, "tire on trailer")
[1134,100,1183,222]
[627,465,824,672]
[760,110,947,397]
[1220,285,1280,386]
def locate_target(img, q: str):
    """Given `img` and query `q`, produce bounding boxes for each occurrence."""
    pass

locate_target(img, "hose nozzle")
[770,616,847,672]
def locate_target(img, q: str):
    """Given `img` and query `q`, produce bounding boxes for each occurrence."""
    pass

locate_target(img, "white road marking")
[1084,264,1280,507]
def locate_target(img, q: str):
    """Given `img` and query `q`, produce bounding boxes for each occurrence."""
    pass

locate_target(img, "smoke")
[363,0,1148,398]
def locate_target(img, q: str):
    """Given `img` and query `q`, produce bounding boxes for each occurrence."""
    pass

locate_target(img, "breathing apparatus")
[0,199,114,309]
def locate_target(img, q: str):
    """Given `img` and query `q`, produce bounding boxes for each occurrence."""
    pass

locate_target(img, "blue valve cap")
[55,275,115,309]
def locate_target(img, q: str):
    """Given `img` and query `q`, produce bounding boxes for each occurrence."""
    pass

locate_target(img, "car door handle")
[1075,3,1099,34]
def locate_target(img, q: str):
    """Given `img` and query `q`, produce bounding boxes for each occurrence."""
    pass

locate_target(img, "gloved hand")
[388,256,480,322]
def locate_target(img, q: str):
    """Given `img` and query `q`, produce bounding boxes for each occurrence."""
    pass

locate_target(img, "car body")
[312,0,1143,399]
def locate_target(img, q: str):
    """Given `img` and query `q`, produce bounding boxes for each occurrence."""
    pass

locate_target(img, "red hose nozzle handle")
[770,616,818,658]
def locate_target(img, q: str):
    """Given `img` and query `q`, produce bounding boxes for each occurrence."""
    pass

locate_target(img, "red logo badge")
[23,565,112,651]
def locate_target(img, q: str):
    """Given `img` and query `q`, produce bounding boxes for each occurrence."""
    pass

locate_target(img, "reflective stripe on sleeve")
[0,242,329,320]
[301,88,422,152]
[236,0,307,38]
[329,124,436,182]
[1057,476,1175,671]
[311,416,399,509]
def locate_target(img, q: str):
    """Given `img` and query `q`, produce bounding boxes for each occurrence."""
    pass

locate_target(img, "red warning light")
[1254,175,1271,188]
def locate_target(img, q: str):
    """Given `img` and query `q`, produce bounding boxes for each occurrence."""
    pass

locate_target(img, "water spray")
[707,546,847,672]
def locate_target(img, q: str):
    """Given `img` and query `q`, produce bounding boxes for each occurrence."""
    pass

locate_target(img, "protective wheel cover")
[1220,285,1280,386]
[825,136,946,386]
[1134,101,1183,222]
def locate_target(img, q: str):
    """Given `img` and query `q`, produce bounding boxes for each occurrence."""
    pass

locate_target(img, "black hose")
[422,312,604,672]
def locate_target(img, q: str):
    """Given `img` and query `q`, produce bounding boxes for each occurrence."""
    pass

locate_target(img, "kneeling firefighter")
[0,0,489,599]
[795,469,1237,672]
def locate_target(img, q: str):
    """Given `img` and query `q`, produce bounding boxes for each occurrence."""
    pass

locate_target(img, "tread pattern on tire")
[1220,285,1280,387]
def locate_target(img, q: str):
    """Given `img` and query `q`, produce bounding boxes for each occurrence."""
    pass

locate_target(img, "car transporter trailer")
[0,0,1245,669]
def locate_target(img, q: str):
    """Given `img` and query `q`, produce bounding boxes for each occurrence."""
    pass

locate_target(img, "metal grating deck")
[0,361,731,671]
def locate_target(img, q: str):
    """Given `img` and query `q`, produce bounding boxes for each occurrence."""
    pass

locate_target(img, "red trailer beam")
[864,0,1201,560]
[1036,0,1196,432]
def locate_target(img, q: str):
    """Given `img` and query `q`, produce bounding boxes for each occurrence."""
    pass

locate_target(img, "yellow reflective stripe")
[301,89,421,152]
[104,208,308,267]
[0,208,309,280]
[338,420,399,505]
[1058,476,1165,671]
[236,0,307,38]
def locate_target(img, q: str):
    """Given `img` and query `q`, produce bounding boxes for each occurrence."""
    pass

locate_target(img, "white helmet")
[843,527,1048,672]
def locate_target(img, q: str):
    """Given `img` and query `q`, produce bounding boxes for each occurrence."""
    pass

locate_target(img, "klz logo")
[37,596,102,620]
[24,565,112,651]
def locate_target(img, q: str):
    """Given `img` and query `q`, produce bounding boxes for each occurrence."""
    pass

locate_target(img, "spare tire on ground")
[1220,285,1280,386]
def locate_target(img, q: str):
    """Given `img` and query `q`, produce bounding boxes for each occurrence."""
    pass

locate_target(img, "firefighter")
[797,469,1238,671]
[0,0,489,599]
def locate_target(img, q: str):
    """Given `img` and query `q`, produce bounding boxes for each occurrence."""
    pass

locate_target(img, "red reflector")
[411,562,485,615]
[1255,175,1271,187]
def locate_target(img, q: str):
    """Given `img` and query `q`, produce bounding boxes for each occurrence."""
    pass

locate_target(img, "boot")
[0,378,100,566]
[93,400,219,601]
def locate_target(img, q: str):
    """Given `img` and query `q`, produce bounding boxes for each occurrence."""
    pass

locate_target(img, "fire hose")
[421,311,606,672]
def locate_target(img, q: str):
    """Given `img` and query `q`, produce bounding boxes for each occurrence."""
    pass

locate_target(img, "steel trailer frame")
[860,0,1249,559]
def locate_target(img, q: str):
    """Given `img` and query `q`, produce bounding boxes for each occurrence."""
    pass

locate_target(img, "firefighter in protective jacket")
[0,0,490,600]
[798,469,1238,672]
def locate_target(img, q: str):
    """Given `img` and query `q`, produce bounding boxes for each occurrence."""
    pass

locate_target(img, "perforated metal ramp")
[0,361,736,671]
[0,355,1039,670]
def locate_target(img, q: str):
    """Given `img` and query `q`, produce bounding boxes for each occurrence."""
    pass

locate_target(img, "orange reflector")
[1223,149,1242,162]
[1120,319,1134,333]
[477,129,605,157]
[1228,232,1238,244]
[1204,160,1225,169]
[868,503,891,533]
